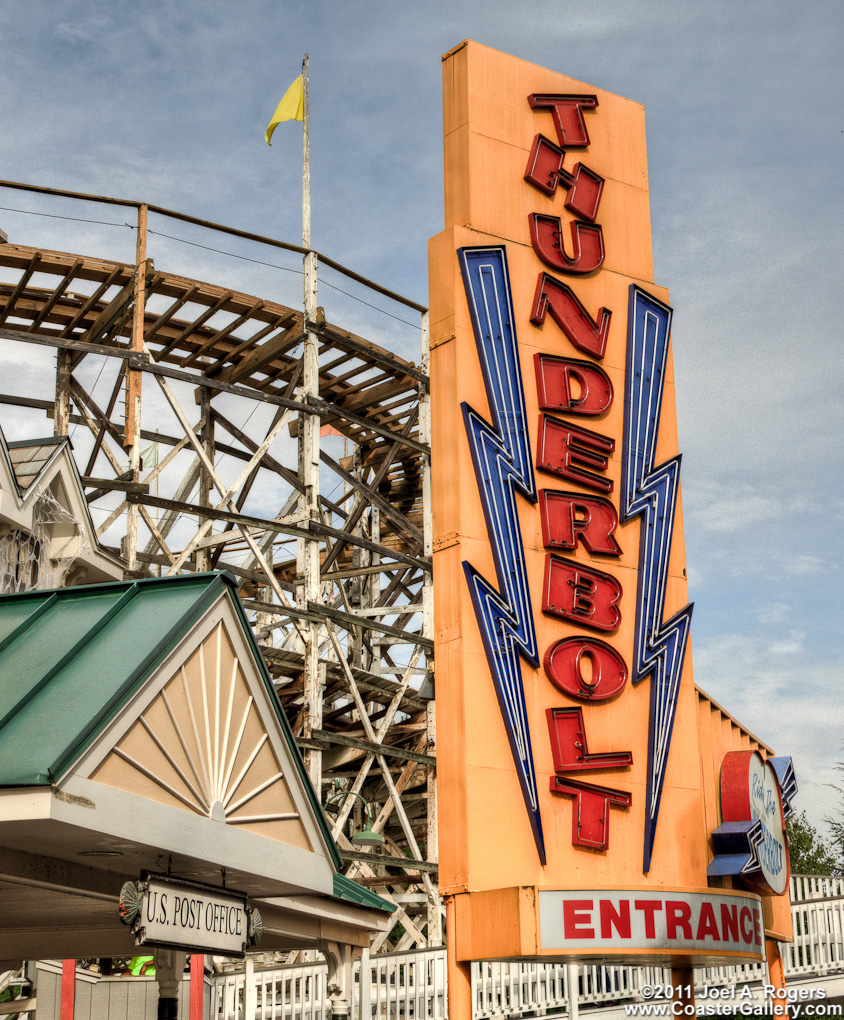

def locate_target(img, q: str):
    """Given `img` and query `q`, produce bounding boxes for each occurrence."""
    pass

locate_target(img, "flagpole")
[298,51,323,791]
[302,52,310,251]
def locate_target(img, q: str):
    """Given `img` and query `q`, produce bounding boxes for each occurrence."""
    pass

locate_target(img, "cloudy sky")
[1,0,842,839]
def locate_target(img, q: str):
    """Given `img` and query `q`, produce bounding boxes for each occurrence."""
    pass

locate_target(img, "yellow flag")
[265,75,304,145]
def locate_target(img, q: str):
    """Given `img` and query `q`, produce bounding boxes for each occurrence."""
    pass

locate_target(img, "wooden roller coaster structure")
[0,180,440,956]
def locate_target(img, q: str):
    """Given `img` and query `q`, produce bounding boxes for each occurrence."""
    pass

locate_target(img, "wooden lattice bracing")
[0,187,441,953]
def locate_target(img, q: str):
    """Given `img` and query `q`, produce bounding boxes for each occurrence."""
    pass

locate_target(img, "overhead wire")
[0,203,422,331]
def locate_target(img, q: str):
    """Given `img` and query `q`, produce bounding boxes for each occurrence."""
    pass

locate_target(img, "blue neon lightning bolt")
[458,246,545,864]
[621,285,694,873]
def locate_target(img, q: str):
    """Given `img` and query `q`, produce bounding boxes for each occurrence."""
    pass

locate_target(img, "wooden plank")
[308,395,426,455]
[0,325,140,361]
[143,282,200,340]
[32,259,82,329]
[177,298,265,369]
[339,850,438,873]
[352,874,431,888]
[81,476,150,493]
[0,997,37,1015]
[58,266,126,337]
[320,449,424,549]
[312,728,436,767]
[0,252,41,326]
[81,278,134,343]
[214,319,303,384]
[312,321,427,384]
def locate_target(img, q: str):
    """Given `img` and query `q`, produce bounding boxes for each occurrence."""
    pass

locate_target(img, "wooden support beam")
[58,266,124,338]
[0,252,41,326]
[311,321,427,385]
[81,475,150,495]
[215,319,303,384]
[312,729,435,767]
[81,278,134,345]
[320,449,424,550]
[32,259,82,330]
[310,599,432,649]
[53,350,72,437]
[0,327,430,458]
[177,298,265,369]
[83,363,126,475]
[339,850,437,874]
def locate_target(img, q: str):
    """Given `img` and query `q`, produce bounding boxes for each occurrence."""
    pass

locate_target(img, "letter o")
[544,637,628,700]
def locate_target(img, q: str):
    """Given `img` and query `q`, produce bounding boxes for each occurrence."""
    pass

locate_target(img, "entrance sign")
[119,872,260,956]
[539,889,764,957]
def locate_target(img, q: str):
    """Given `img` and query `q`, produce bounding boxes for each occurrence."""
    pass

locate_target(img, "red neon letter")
[546,707,632,769]
[528,94,599,147]
[634,900,664,940]
[696,902,721,941]
[524,136,605,221]
[550,776,631,849]
[563,899,595,938]
[543,556,622,632]
[740,906,754,944]
[600,900,631,939]
[532,275,612,359]
[530,214,605,275]
[540,491,621,556]
[721,904,739,943]
[537,414,614,494]
[666,901,693,940]
[545,641,628,701]
[535,354,613,416]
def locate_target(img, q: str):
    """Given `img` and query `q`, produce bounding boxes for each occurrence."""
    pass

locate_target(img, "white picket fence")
[211,876,844,1020]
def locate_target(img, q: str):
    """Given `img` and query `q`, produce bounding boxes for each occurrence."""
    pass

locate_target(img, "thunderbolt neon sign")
[621,286,694,873]
[459,93,697,873]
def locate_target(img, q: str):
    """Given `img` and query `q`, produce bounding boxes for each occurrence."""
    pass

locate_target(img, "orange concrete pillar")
[446,895,473,1020]
[671,967,695,1010]
[766,937,789,1017]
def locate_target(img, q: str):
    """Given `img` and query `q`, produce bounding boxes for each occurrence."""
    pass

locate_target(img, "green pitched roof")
[0,570,398,908]
[0,572,230,787]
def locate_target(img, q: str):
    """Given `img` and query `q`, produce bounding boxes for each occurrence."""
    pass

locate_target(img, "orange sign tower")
[429,40,793,1017]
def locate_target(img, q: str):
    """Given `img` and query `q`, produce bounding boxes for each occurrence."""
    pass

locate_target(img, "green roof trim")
[332,873,396,913]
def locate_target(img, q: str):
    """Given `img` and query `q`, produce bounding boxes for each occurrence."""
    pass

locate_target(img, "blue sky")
[1,0,843,839]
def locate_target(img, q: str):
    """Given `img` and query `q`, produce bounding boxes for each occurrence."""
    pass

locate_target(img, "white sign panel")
[539,889,764,957]
[748,755,789,895]
[131,876,250,955]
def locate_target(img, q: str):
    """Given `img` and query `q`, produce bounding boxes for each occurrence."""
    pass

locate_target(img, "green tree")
[787,811,838,875]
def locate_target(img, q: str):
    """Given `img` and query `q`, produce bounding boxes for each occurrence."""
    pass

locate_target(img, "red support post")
[189,954,205,1020]
[60,959,75,1020]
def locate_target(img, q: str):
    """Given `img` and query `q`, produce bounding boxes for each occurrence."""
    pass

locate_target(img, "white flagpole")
[302,52,311,252]
[298,52,322,788]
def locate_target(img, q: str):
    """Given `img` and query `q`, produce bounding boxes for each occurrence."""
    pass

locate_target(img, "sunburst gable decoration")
[91,619,313,851]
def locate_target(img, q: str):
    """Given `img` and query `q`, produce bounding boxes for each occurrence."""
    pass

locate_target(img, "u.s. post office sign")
[119,871,261,956]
